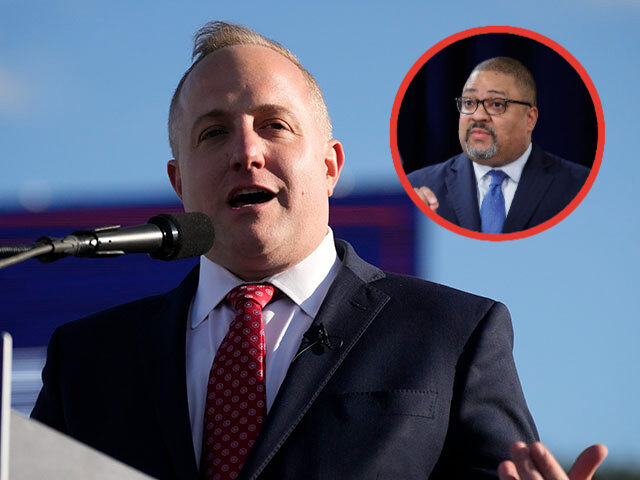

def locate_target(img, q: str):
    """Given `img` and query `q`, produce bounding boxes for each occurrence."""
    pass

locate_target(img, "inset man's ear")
[167,159,183,201]
[526,106,539,133]
[324,139,345,197]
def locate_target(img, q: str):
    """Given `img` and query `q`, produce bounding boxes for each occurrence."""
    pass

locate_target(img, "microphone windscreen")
[148,212,214,260]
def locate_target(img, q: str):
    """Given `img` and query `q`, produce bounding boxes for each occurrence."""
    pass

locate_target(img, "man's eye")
[463,99,476,107]
[491,100,505,108]
[200,127,226,141]
[266,121,287,130]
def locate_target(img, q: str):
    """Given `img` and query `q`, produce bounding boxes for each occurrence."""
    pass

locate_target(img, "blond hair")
[168,21,332,160]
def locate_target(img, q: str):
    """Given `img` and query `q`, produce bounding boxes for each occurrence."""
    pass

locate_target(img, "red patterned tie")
[201,284,275,480]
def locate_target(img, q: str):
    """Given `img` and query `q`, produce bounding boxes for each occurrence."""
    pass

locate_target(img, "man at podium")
[30,21,604,480]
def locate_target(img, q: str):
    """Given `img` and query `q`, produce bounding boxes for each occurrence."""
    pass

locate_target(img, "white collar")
[190,229,339,329]
[472,143,532,183]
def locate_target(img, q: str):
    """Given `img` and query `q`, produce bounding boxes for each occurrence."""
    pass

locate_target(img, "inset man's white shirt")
[472,143,532,215]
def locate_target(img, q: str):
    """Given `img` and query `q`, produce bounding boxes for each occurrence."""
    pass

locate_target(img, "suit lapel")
[444,155,481,231]
[240,241,390,480]
[136,267,200,480]
[503,145,554,233]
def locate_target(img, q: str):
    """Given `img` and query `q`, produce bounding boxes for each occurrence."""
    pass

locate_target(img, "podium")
[10,411,155,479]
[1,332,153,479]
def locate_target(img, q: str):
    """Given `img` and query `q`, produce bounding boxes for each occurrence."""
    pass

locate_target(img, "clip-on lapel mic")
[293,323,343,361]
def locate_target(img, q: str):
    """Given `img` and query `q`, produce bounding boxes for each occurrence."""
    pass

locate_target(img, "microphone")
[35,212,215,262]
[293,323,343,361]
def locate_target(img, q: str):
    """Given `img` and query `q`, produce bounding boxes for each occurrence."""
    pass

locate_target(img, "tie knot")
[226,284,276,311]
[487,169,508,186]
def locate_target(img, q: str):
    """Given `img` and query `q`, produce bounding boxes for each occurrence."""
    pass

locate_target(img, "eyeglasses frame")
[455,96,533,116]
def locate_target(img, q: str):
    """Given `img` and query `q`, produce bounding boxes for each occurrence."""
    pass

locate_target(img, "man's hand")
[413,186,439,211]
[498,442,608,480]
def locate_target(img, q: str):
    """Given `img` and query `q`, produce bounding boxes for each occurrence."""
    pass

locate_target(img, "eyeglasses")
[455,97,532,116]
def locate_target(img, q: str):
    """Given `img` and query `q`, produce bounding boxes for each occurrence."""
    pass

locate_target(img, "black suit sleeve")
[31,327,68,433]
[430,302,539,479]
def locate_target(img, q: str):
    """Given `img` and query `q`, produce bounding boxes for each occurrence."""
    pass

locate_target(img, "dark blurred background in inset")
[398,33,598,174]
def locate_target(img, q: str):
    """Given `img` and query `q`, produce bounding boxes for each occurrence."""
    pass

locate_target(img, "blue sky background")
[1,0,639,468]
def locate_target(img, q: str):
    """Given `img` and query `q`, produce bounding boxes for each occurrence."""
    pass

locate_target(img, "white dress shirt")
[185,230,341,464]
[472,143,532,215]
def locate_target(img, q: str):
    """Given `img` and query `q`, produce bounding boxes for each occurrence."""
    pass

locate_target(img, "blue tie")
[480,170,508,234]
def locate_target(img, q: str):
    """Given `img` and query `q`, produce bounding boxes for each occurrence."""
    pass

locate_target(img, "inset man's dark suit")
[32,240,538,479]
[407,144,590,233]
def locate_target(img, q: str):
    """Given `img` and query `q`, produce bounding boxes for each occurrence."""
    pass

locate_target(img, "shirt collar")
[190,229,340,329]
[472,142,532,184]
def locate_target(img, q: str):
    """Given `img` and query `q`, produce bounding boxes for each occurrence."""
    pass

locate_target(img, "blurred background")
[1,1,638,477]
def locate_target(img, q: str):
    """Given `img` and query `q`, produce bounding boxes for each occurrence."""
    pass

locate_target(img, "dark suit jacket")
[407,145,590,233]
[32,240,537,479]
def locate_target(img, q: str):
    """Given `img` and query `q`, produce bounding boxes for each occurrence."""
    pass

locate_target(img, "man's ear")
[167,159,183,200]
[324,139,345,197]
[526,106,539,133]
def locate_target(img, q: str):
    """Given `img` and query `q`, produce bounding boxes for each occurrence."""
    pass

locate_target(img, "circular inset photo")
[390,26,604,240]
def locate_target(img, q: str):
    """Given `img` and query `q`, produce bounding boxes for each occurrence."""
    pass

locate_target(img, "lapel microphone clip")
[293,323,343,361]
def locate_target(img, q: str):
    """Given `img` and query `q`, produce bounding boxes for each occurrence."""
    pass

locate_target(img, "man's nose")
[469,101,491,122]
[229,125,266,171]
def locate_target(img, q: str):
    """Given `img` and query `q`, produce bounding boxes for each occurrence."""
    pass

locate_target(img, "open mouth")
[228,188,277,208]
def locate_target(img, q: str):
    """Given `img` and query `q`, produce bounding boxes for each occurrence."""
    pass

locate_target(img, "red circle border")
[390,26,605,241]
